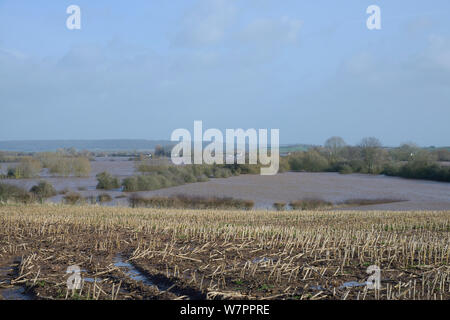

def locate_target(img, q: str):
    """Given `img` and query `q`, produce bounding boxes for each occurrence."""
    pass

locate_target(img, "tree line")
[281,137,450,182]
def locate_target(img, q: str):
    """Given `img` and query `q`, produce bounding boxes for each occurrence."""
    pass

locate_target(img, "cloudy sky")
[0,0,449,146]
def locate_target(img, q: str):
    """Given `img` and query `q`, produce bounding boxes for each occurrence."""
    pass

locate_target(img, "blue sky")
[0,0,449,146]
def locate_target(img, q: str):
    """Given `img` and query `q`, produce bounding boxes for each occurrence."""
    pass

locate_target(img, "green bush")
[42,155,91,177]
[30,181,56,200]
[383,160,450,182]
[0,183,35,203]
[72,157,91,177]
[96,172,121,190]
[127,163,261,192]
[122,176,139,192]
[280,139,450,183]
[338,164,353,174]
[7,158,42,179]
[288,150,329,172]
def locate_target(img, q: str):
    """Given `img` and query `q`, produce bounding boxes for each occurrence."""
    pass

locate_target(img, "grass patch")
[128,194,254,210]
[340,198,405,207]
[289,198,332,210]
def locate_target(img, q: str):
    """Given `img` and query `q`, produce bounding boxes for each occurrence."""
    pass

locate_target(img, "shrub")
[122,176,139,192]
[72,157,91,177]
[128,194,254,210]
[59,188,70,195]
[341,198,404,206]
[433,148,450,161]
[30,181,56,200]
[8,158,42,179]
[288,150,329,172]
[97,193,112,203]
[338,164,353,174]
[213,168,232,178]
[0,183,35,203]
[241,200,255,210]
[383,160,450,182]
[273,202,287,211]
[289,198,332,210]
[40,153,91,177]
[278,157,291,173]
[124,164,260,192]
[63,192,84,205]
[96,172,121,190]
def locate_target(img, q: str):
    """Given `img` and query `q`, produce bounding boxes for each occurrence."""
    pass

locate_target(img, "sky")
[0,0,449,146]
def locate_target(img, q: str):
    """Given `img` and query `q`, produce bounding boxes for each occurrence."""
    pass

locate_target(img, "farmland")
[0,204,448,300]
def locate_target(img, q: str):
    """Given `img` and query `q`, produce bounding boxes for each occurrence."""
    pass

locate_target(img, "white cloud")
[0,48,27,62]
[343,52,375,75]
[405,16,434,35]
[238,16,302,47]
[173,0,237,47]
[173,1,302,52]
[426,35,450,70]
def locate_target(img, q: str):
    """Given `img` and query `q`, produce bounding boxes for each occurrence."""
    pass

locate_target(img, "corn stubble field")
[0,204,449,300]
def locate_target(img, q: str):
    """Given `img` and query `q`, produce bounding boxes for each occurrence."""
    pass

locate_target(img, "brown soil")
[0,205,448,300]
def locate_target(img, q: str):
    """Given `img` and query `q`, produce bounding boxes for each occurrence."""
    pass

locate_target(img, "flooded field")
[138,172,450,210]
[0,156,137,177]
[1,158,450,210]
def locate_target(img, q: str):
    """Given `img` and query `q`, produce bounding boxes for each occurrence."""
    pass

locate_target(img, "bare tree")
[359,137,383,173]
[391,142,419,161]
[324,136,346,161]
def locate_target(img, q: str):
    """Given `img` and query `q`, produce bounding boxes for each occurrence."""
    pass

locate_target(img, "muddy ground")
[0,205,448,300]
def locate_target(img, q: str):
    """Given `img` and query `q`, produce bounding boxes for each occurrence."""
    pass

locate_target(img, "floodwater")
[1,159,450,210]
[135,172,450,210]
[0,264,33,300]
[0,286,33,300]
[113,255,169,291]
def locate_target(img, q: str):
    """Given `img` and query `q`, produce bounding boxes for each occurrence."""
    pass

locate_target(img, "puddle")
[0,286,33,300]
[113,255,169,291]
[338,281,368,289]
[83,277,104,283]
[113,255,206,300]
[310,284,325,291]
[0,261,34,300]
[251,257,275,264]
[309,281,369,291]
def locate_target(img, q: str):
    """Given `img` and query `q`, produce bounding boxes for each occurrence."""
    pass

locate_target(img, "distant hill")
[279,144,314,153]
[0,140,318,153]
[0,140,175,152]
